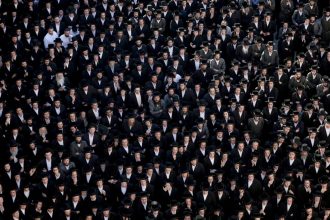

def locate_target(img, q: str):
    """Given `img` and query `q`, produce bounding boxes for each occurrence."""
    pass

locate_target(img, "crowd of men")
[0,0,330,219]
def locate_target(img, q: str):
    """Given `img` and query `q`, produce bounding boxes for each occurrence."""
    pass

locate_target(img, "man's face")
[141,197,147,203]
[289,152,295,159]
[45,152,52,159]
[293,115,299,122]
[268,45,273,51]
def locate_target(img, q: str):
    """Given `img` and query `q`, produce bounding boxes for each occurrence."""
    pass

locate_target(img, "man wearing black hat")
[317,117,330,144]
[248,109,265,139]
[195,182,216,215]
[279,194,299,220]
[316,76,330,97]
[134,192,151,219]
[176,79,194,107]
[209,50,226,74]
[198,41,213,60]
[191,59,212,89]
[100,107,118,131]
[260,41,279,68]
[225,35,239,66]
[150,10,166,33]
[236,38,253,64]
[306,65,322,95]
[70,132,88,157]
[321,7,330,42]
[122,112,143,138]
[260,12,276,42]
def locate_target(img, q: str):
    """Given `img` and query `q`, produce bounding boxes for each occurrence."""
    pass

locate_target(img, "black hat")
[253,109,262,116]
[301,143,310,152]
[323,76,330,82]
[145,4,154,12]
[197,204,207,211]
[325,6,330,13]
[248,27,255,33]
[196,117,205,124]
[256,37,264,43]
[180,167,189,174]
[150,201,161,211]
[265,11,272,16]
[243,38,249,45]
[318,110,327,116]
[88,188,97,196]
[319,140,327,147]
[298,52,306,58]
[325,151,330,158]
[201,59,208,65]
[231,35,238,41]
[298,2,304,7]
[319,175,329,184]
[285,193,295,199]
[232,59,240,66]
[296,84,305,91]
[267,41,274,46]
[120,207,133,217]
[251,90,259,96]
[310,65,319,70]
[170,200,179,207]
[325,116,330,123]
[259,192,270,201]
[54,38,63,43]
[243,197,253,206]
[201,182,210,191]
[74,131,83,137]
[303,103,313,111]
[215,183,224,191]
[265,97,276,103]
[202,41,210,47]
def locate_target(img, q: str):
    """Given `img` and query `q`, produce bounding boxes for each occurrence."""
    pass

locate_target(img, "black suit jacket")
[51,22,66,36]
[177,89,195,107]
[279,202,298,220]
[195,191,217,212]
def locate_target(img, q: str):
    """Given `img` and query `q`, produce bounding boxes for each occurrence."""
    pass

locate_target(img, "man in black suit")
[131,62,148,86]
[38,149,58,174]
[195,183,216,215]
[279,194,299,220]
[135,192,151,220]
[177,79,194,107]
[233,104,248,131]
[36,173,56,200]
[188,157,205,185]
[99,107,118,134]
[122,114,143,139]
[128,86,145,110]
[51,16,66,36]
[192,83,206,106]
[281,150,303,174]
[165,125,182,147]
[317,117,330,144]
[9,79,27,109]
[203,87,221,108]
[192,60,213,89]
[245,171,262,201]
[78,82,97,110]
[231,141,251,164]
[260,12,276,43]
[79,148,99,172]
[83,124,100,151]
[79,8,95,28]
[225,35,239,66]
